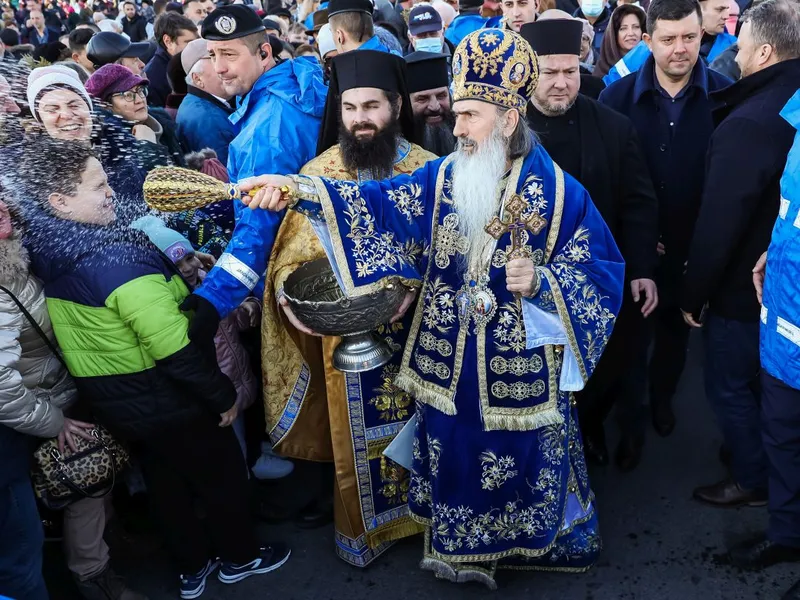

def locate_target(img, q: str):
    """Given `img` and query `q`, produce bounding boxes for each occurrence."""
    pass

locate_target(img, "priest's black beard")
[418,111,457,157]
[339,119,400,177]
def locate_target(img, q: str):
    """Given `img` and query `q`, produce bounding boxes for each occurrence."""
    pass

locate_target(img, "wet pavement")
[44,334,796,600]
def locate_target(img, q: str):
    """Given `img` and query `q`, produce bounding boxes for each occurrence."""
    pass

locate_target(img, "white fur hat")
[26,65,93,121]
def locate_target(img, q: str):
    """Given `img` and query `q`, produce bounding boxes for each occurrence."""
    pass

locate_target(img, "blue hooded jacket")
[196,57,327,318]
[445,13,488,47]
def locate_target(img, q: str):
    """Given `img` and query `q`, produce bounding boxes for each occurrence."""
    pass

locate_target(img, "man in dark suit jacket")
[121,0,149,43]
[599,0,731,441]
[522,18,659,471]
[682,0,800,543]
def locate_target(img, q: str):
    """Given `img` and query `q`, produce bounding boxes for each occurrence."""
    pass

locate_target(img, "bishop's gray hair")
[742,0,800,61]
[496,106,537,160]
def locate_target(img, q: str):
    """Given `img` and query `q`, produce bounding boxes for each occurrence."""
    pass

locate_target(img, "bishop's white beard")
[451,122,509,272]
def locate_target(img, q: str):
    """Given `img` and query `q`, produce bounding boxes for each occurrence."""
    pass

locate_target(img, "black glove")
[180,294,221,363]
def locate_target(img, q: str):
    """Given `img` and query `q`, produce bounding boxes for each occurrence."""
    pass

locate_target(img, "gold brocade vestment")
[260,140,436,566]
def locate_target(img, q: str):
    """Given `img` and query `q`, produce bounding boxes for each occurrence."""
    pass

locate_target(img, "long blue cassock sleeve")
[521,174,626,391]
[294,157,447,297]
[195,58,326,318]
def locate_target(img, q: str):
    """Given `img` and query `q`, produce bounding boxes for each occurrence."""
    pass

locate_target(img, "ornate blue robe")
[290,144,624,583]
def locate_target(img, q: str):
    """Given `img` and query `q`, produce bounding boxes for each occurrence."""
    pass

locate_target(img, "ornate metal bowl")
[282,258,407,373]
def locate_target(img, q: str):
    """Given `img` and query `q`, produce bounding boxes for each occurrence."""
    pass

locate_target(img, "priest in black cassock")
[522,18,659,471]
[404,51,455,156]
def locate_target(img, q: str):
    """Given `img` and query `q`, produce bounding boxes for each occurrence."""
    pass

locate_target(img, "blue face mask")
[581,0,605,17]
[415,36,443,53]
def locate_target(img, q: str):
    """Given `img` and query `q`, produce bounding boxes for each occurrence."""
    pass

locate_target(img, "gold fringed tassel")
[366,516,424,548]
[394,371,457,416]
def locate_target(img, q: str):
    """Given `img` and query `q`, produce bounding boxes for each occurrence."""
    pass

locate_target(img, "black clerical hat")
[520,19,583,56]
[404,51,450,94]
[202,5,266,41]
[317,49,421,155]
[327,0,373,18]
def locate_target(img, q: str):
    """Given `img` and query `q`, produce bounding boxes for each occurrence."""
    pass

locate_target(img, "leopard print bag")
[0,284,131,510]
[31,427,131,510]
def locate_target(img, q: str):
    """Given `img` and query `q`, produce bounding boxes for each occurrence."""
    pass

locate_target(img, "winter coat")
[25,212,236,441]
[599,55,732,305]
[121,14,148,42]
[214,297,259,412]
[761,89,800,390]
[0,237,77,486]
[444,12,488,47]
[176,86,235,165]
[144,46,171,108]
[682,59,800,322]
[92,107,149,225]
[196,56,327,319]
[709,44,740,81]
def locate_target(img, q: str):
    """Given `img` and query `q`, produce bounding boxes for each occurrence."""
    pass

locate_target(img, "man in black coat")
[683,0,800,527]
[522,18,659,471]
[121,0,149,43]
[599,0,732,440]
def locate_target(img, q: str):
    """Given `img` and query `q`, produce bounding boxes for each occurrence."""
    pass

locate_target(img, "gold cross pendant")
[485,194,548,261]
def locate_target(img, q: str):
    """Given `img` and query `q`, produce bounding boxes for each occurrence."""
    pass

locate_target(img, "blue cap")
[408,4,443,36]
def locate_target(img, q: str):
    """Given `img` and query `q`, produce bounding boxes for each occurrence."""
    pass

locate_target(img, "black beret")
[202,5,266,41]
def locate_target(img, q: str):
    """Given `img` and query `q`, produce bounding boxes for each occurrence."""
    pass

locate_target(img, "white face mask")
[581,0,604,17]
[415,36,443,53]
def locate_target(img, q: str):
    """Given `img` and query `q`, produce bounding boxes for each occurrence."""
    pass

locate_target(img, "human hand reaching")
[238,175,297,211]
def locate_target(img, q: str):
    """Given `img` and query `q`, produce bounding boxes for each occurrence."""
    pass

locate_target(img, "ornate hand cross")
[484,194,548,260]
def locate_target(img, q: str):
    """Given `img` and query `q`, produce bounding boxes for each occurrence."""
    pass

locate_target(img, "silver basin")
[282,258,406,372]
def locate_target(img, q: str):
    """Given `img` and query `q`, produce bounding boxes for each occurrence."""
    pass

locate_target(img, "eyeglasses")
[112,86,148,103]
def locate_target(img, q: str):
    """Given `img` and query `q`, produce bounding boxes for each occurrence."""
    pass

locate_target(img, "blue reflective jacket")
[706,31,737,63]
[603,32,737,85]
[445,13,488,47]
[761,89,800,391]
[196,57,327,318]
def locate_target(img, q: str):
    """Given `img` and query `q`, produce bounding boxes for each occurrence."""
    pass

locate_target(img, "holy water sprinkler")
[142,166,290,212]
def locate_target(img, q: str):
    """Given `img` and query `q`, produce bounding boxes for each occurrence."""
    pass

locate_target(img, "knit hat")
[130,216,194,264]
[85,63,147,101]
[27,65,94,122]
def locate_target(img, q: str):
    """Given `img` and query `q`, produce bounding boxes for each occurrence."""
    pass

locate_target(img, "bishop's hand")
[506,258,539,297]
[238,175,298,211]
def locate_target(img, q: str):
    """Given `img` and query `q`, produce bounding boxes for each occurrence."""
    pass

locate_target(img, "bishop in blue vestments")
[238,28,625,588]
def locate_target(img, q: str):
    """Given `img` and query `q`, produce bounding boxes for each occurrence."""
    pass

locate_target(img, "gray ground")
[44,335,797,600]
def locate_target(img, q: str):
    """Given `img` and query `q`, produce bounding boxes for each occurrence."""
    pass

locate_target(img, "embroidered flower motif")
[422,276,457,333]
[427,435,443,478]
[378,456,410,505]
[387,183,425,223]
[328,179,422,280]
[493,301,527,353]
[479,451,518,490]
[370,364,413,422]
[550,226,617,369]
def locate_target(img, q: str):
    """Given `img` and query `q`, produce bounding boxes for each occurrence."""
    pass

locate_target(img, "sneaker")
[218,544,291,585]
[251,447,294,480]
[179,559,220,599]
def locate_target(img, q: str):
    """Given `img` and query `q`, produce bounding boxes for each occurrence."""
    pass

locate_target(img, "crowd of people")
[1,0,800,597]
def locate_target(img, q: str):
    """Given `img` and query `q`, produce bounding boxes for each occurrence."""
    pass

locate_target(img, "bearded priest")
[241,29,624,588]
[260,49,436,568]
